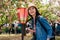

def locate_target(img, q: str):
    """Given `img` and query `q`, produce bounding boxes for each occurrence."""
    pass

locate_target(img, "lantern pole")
[21,23,26,40]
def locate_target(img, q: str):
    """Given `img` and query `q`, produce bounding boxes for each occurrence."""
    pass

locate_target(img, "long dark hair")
[28,6,40,24]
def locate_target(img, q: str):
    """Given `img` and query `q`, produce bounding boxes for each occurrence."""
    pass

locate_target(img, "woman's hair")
[28,6,40,19]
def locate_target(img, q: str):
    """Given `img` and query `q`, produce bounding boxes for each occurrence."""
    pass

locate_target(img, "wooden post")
[21,24,26,40]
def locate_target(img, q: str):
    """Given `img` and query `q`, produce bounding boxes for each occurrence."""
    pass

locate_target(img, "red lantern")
[17,8,28,24]
[17,8,28,40]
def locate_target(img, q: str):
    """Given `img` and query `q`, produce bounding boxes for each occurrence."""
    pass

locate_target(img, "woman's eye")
[29,7,35,10]
[32,7,35,9]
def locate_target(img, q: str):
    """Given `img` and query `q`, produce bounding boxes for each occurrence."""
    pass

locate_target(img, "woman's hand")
[29,29,35,33]
[47,38,50,40]
[26,28,35,33]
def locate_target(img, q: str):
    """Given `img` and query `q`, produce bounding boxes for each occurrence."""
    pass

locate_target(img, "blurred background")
[0,0,60,40]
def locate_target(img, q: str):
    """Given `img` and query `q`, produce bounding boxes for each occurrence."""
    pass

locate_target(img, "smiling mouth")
[31,12,34,13]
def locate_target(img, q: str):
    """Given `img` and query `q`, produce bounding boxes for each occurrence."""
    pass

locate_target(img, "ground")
[0,34,60,40]
[0,34,32,40]
[55,36,60,40]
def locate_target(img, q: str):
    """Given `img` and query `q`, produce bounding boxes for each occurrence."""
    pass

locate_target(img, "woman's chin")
[31,14,35,16]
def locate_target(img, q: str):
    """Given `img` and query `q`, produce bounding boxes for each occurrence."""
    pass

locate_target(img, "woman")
[26,3,52,40]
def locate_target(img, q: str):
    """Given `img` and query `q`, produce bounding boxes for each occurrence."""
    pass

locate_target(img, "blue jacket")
[27,16,52,40]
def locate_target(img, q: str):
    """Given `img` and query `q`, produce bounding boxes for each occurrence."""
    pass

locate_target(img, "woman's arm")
[39,16,52,38]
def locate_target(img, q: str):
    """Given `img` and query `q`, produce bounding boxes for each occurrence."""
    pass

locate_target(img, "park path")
[0,34,33,40]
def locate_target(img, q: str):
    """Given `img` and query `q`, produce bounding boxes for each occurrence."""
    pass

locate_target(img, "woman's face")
[28,6,36,16]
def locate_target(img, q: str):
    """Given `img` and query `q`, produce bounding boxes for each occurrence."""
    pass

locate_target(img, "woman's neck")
[32,15,36,24]
[32,15,35,20]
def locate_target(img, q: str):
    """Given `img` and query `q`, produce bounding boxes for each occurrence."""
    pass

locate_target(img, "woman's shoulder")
[38,15,46,20]
[38,15,47,21]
